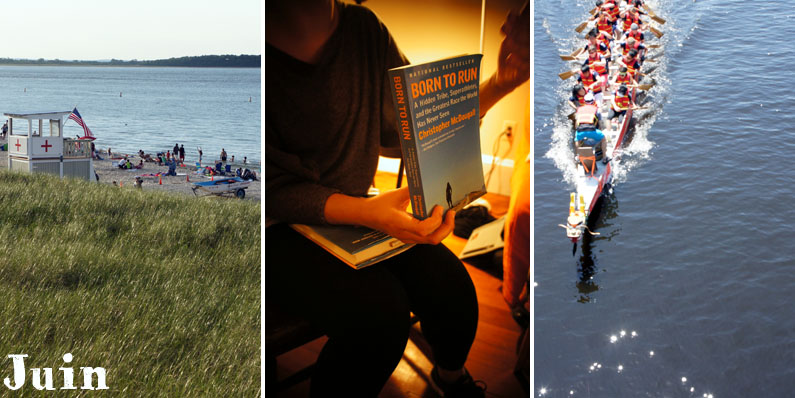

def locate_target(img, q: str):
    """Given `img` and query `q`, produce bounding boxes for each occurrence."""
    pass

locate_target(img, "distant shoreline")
[0,54,261,68]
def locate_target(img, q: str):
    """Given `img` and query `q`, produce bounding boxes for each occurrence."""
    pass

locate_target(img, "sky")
[1,0,262,61]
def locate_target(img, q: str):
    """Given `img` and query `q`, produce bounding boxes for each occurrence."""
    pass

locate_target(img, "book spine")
[388,69,427,219]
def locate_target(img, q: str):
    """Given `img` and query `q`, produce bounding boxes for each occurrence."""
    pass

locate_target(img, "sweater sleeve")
[265,122,340,225]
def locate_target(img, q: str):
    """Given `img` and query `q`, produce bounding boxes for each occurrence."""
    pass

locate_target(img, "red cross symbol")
[41,140,53,152]
[14,139,21,151]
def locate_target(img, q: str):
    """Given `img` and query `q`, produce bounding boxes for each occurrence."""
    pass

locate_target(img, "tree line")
[0,54,260,68]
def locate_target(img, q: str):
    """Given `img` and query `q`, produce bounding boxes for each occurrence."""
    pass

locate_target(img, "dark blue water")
[0,66,261,165]
[535,1,795,396]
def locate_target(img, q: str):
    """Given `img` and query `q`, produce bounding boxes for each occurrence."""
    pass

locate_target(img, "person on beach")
[198,147,203,164]
[173,143,179,159]
[1,121,7,139]
[166,151,171,162]
[167,159,177,176]
[265,1,528,397]
[91,141,96,158]
[220,148,227,163]
[231,155,235,163]
[179,144,185,163]
[243,156,247,164]
[107,148,112,157]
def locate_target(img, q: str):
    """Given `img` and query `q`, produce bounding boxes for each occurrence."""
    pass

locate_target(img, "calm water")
[0,66,261,165]
[535,0,795,396]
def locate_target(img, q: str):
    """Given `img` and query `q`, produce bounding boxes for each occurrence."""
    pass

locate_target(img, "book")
[388,54,487,220]
[458,216,505,260]
[290,223,414,270]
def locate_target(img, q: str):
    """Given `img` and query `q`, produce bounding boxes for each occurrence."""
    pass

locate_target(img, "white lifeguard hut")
[5,111,96,181]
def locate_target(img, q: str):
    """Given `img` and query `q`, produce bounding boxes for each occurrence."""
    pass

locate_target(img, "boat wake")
[543,0,702,187]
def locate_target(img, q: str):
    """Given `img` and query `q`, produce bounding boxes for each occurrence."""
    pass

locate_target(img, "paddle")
[575,20,590,33]
[613,83,655,90]
[648,13,666,25]
[646,44,661,49]
[559,69,579,80]
[649,25,663,38]
[642,4,666,24]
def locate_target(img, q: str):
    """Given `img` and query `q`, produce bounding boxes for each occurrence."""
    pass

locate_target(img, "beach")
[0,141,260,201]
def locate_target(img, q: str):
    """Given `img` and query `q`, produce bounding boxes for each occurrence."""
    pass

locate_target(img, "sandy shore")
[0,142,260,202]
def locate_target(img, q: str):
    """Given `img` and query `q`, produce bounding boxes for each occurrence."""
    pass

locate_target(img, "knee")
[334,292,412,346]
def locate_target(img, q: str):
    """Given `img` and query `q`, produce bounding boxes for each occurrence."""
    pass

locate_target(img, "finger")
[424,210,456,245]
[413,205,445,236]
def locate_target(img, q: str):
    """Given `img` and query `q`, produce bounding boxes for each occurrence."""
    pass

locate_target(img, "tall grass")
[0,171,260,396]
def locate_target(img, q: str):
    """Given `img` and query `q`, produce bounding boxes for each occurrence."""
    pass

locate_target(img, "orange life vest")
[626,29,644,43]
[622,41,641,56]
[622,13,639,31]
[597,16,613,35]
[575,104,599,126]
[622,56,639,77]
[615,73,631,85]
[612,93,631,111]
[579,71,602,93]
[587,53,608,76]
[606,5,620,21]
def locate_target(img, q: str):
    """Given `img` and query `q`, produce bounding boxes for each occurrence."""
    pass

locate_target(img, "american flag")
[68,107,94,139]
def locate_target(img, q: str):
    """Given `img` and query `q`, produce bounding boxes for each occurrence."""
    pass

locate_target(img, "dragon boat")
[559,1,663,244]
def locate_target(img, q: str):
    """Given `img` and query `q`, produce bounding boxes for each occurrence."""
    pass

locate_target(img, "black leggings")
[266,223,479,398]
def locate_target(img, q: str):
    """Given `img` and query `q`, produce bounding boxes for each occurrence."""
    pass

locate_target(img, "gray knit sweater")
[266,2,409,225]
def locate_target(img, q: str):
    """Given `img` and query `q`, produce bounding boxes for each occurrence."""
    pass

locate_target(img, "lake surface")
[534,0,795,396]
[0,65,261,166]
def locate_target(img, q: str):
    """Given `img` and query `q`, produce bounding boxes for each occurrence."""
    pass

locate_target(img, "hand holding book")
[325,186,456,245]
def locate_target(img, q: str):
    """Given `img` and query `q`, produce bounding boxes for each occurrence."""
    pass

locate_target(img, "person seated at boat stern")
[574,93,608,162]
[577,64,604,104]
[265,0,529,397]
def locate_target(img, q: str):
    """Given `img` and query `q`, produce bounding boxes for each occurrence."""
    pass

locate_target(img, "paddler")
[618,49,642,80]
[568,83,589,110]
[574,93,608,162]
[619,36,646,63]
[584,29,611,59]
[582,44,609,77]
[610,66,637,90]
[623,23,645,44]
[576,64,604,104]
[620,6,645,35]
[607,84,636,128]
[594,9,614,38]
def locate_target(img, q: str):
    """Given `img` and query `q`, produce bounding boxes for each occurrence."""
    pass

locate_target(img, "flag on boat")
[68,107,95,140]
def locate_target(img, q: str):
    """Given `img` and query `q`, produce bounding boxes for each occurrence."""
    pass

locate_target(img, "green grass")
[0,171,260,396]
